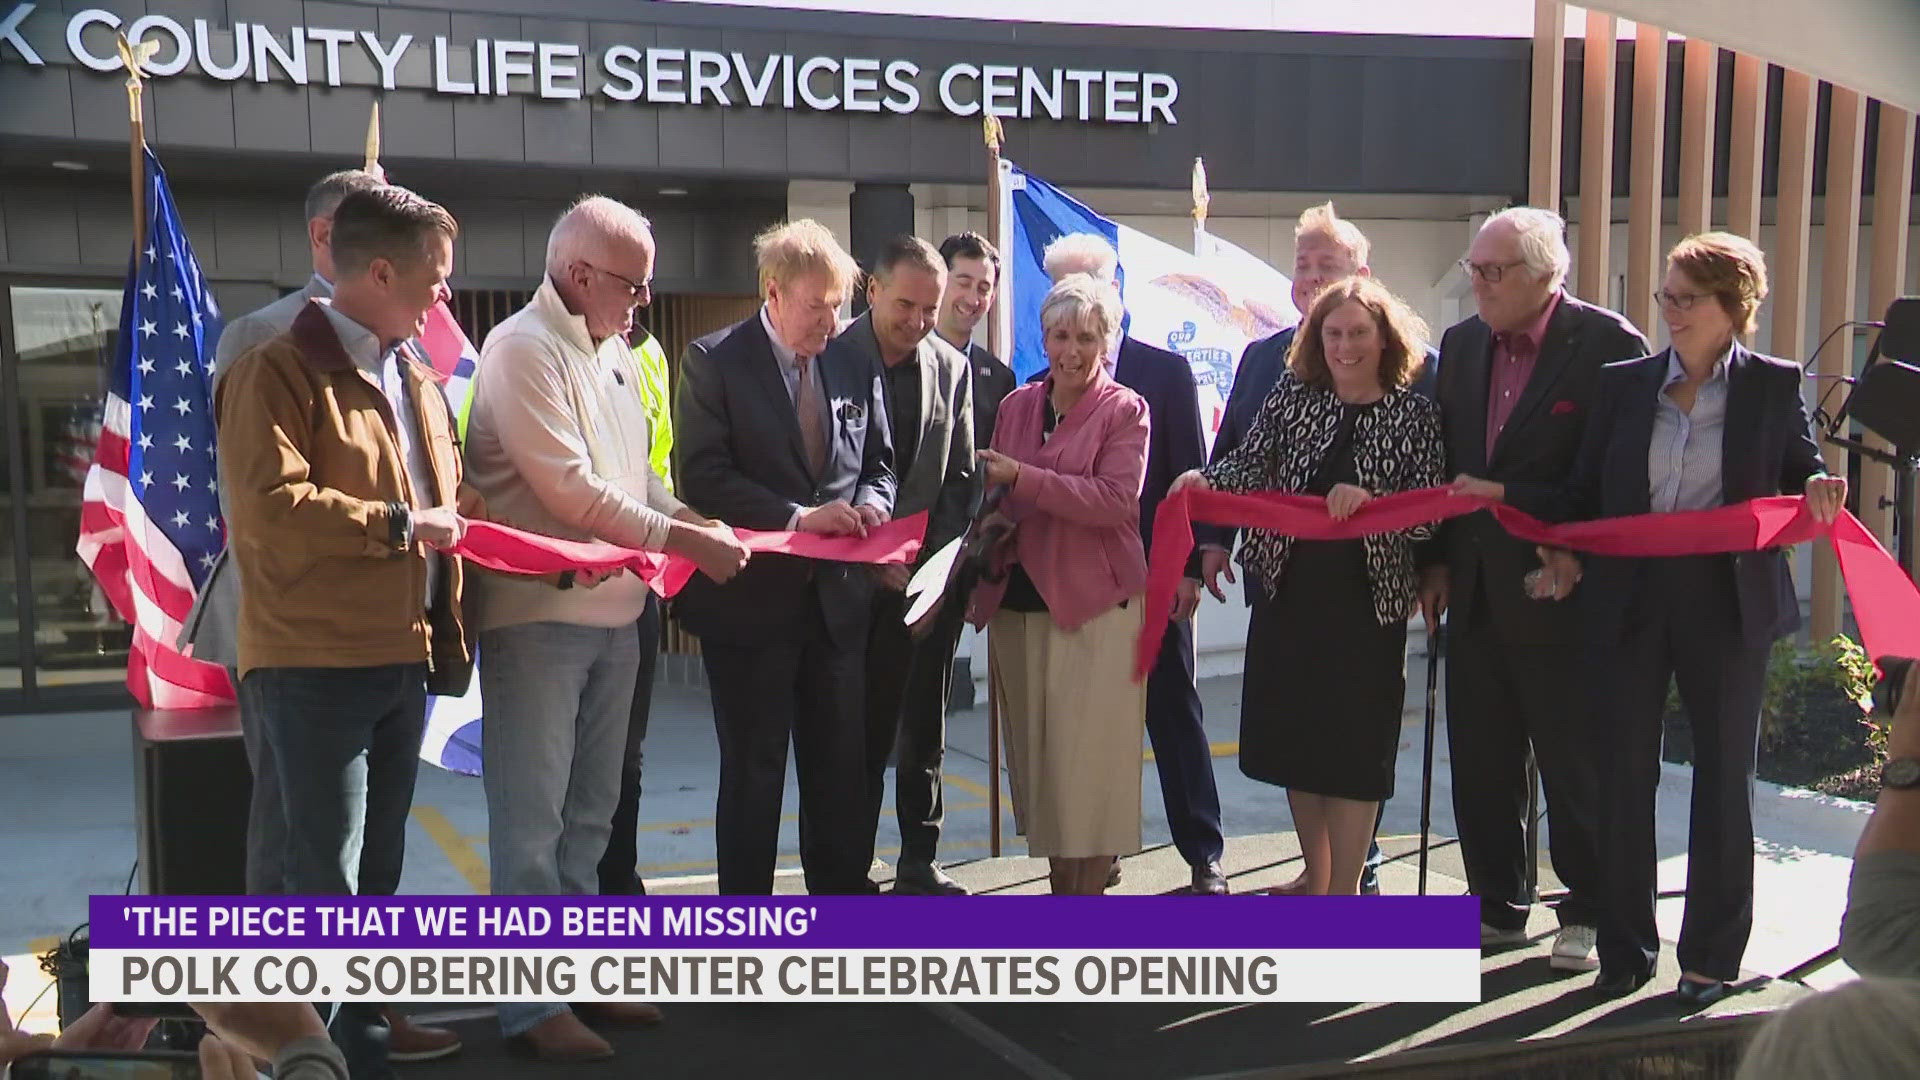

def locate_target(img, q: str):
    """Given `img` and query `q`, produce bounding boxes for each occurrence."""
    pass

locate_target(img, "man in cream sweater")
[464,196,748,1061]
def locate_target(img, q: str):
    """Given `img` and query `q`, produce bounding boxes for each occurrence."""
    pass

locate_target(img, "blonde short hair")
[753,219,860,299]
[1042,233,1120,283]
[1736,978,1920,1079]
[1668,231,1770,337]
[1294,202,1370,267]
[1039,273,1124,344]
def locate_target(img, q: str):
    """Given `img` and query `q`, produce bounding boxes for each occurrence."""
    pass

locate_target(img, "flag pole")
[981,113,1005,858]
[115,34,158,256]
[363,99,386,180]
[1191,157,1210,258]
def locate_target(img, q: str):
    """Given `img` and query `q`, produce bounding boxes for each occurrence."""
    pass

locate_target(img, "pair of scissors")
[902,485,1011,630]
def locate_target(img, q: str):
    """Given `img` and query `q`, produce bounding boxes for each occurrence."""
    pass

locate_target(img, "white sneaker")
[1481,922,1528,947]
[1550,925,1600,972]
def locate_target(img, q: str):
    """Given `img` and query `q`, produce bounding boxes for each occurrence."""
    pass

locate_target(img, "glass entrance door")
[2,283,133,709]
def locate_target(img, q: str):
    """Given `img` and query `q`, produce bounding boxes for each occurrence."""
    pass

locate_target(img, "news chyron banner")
[90,897,1478,1005]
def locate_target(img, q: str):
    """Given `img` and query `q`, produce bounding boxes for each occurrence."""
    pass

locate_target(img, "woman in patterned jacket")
[1173,277,1444,895]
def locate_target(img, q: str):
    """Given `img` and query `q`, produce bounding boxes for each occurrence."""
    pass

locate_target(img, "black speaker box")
[132,707,251,895]
[1850,359,1920,455]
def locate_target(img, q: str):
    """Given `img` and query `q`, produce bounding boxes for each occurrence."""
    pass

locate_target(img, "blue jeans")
[480,621,638,1036]
[242,663,428,896]
[230,664,285,895]
[242,662,429,1079]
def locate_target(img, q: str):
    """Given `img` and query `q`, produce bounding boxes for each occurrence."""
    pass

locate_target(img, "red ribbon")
[453,510,928,599]
[1139,488,1920,679]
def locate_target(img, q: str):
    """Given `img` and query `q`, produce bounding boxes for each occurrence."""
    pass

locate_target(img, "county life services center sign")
[0,3,1181,124]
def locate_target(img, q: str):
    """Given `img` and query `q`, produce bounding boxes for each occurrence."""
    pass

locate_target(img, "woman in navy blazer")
[1495,234,1846,1004]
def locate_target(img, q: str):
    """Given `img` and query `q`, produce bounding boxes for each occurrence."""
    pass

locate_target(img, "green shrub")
[1661,635,1880,795]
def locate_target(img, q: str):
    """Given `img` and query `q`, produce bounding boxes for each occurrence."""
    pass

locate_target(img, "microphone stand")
[1779,334,1917,988]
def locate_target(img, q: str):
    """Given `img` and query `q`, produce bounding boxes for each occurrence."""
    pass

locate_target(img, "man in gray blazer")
[841,236,977,895]
[179,168,384,886]
[176,168,464,1063]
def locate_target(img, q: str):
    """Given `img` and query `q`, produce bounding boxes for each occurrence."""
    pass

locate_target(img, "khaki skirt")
[987,599,1147,859]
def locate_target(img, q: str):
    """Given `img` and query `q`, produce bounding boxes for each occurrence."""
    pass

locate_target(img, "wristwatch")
[1883,758,1920,791]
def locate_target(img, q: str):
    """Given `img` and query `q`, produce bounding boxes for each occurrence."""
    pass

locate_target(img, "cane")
[1418,623,1444,896]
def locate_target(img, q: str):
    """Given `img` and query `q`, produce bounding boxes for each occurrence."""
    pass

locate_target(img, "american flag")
[76,147,233,708]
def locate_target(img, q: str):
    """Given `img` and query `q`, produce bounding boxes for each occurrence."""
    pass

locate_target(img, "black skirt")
[1237,400,1407,802]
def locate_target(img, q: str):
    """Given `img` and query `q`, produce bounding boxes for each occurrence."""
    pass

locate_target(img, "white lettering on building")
[6,4,1180,124]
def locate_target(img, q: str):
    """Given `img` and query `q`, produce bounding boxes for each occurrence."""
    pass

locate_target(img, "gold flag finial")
[115,33,159,123]
[982,114,1004,154]
[363,100,384,180]
[1191,157,1210,226]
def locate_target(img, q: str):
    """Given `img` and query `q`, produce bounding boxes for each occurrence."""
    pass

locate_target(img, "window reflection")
[5,286,131,696]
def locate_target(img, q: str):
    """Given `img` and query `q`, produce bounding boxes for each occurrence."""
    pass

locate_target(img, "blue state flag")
[1004,164,1124,383]
[1000,161,1296,450]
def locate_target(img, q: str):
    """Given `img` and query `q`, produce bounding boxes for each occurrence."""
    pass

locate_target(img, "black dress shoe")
[1190,862,1228,895]
[894,861,969,896]
[1592,969,1651,999]
[1675,977,1729,1006]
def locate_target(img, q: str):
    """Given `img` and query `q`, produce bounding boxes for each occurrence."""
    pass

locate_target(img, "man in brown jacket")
[216,185,471,1080]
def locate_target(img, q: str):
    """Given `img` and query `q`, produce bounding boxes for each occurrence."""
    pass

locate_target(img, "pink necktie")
[794,353,828,476]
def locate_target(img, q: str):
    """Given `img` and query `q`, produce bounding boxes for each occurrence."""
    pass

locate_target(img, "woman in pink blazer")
[970,274,1151,895]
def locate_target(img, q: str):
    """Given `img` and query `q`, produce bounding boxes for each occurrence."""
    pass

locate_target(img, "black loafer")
[1592,970,1651,999]
[1190,862,1228,895]
[1675,978,1729,1007]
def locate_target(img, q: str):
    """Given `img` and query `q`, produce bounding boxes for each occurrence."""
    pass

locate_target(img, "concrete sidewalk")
[0,652,1871,1034]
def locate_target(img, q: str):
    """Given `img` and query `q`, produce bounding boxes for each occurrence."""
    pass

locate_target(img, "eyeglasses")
[582,262,652,302]
[1459,259,1528,284]
[1653,289,1710,311]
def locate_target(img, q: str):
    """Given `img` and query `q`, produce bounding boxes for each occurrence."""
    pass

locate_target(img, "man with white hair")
[464,195,749,1060]
[1041,233,1224,896]
[1418,206,1648,970]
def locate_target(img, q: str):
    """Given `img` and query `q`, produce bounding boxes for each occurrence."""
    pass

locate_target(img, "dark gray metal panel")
[140,0,230,150]
[376,6,456,161]
[444,202,525,280]
[652,24,728,174]
[11,0,1538,194]
[843,34,913,184]
[277,206,311,280]
[520,18,593,167]
[61,0,150,148]
[303,2,384,161]
[646,204,697,284]
[76,189,134,268]
[225,0,310,152]
[585,19,657,169]
[3,188,81,267]
[782,32,851,179]
[0,60,77,140]
[697,202,772,293]
[210,199,282,276]
[519,202,550,276]
[449,13,527,163]
[717,27,789,177]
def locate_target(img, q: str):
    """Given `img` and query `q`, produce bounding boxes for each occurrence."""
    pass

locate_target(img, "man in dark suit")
[1043,233,1224,895]
[936,232,1017,449]
[673,219,895,896]
[837,236,977,896]
[1420,207,1649,970]
[1199,203,1434,896]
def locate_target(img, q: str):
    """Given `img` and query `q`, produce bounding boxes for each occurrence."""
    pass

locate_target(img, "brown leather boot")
[509,1011,614,1061]
[382,1008,462,1062]
[573,1001,665,1027]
